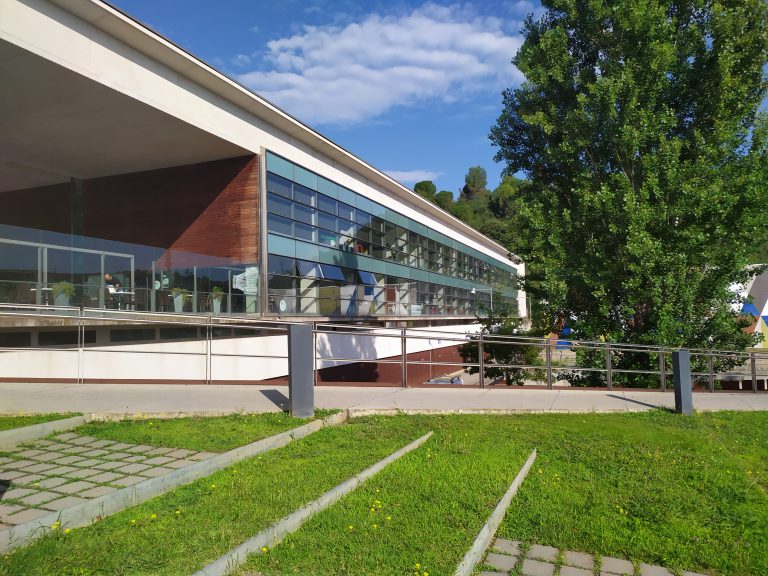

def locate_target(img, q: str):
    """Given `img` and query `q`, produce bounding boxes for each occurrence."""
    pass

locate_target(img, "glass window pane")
[294,204,315,225]
[317,193,337,215]
[267,214,292,236]
[318,229,338,248]
[294,222,315,242]
[267,193,292,218]
[297,260,322,277]
[337,218,355,236]
[338,202,355,221]
[358,270,376,285]
[267,172,292,198]
[320,264,345,281]
[318,212,336,231]
[355,210,371,226]
[268,254,296,276]
[294,184,315,207]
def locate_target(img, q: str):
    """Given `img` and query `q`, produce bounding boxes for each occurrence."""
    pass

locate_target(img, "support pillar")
[672,350,693,416]
[288,323,314,418]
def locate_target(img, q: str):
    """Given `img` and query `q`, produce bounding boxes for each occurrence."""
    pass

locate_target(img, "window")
[317,193,337,215]
[267,193,292,218]
[338,202,355,221]
[268,254,296,276]
[267,214,292,236]
[319,264,345,281]
[267,172,292,198]
[294,184,315,206]
[297,260,322,278]
[294,204,315,225]
[294,222,315,241]
[358,270,377,285]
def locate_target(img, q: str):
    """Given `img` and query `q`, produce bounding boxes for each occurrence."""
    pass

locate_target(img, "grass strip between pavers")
[0,415,433,576]
[0,414,78,432]
[73,410,340,453]
[238,414,533,576]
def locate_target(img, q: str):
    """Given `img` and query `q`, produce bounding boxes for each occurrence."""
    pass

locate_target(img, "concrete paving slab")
[87,440,116,448]
[4,460,36,470]
[1,487,36,499]
[601,556,634,575]
[41,495,88,511]
[189,452,216,460]
[37,477,68,489]
[166,449,196,458]
[521,558,555,576]
[0,470,27,481]
[123,455,147,463]
[44,443,72,451]
[65,469,100,480]
[139,466,174,477]
[79,486,117,498]
[527,544,558,562]
[73,459,103,468]
[80,449,109,458]
[52,481,96,494]
[18,491,59,506]
[164,459,197,469]
[2,507,51,525]
[54,433,78,441]
[0,458,11,466]
[107,442,135,451]
[564,550,594,569]
[102,452,135,461]
[486,552,517,571]
[12,474,45,485]
[68,436,98,446]
[16,449,45,458]
[88,472,124,484]
[53,455,86,465]
[479,572,507,576]
[124,445,154,454]
[30,439,54,447]
[560,566,593,576]
[111,475,145,487]
[143,456,174,465]
[115,463,150,474]
[19,463,57,474]
[493,538,521,556]
[93,461,126,470]
[61,446,91,454]
[45,465,79,476]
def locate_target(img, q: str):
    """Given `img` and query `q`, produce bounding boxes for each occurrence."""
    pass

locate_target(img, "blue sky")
[109,0,543,196]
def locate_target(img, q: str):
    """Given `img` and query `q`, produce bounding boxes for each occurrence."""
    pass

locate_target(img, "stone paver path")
[0,432,215,530]
[480,538,708,576]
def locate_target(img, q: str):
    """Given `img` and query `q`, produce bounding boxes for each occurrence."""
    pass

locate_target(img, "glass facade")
[265,152,517,317]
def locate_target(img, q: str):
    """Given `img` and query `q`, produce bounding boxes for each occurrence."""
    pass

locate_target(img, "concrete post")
[288,323,314,418]
[672,349,693,415]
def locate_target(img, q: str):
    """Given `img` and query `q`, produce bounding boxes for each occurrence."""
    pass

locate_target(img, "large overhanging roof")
[6,0,518,261]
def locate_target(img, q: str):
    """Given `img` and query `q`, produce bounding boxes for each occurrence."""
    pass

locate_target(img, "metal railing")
[0,304,766,391]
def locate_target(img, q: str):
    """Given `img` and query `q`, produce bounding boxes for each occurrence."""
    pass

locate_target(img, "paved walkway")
[482,538,705,576]
[0,382,766,415]
[0,432,213,531]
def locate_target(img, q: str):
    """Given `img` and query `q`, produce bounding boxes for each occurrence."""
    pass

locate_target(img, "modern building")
[0,0,525,383]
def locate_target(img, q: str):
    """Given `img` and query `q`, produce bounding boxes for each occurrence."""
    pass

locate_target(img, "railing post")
[205,318,212,385]
[605,343,613,390]
[659,347,666,391]
[288,323,314,418]
[672,349,693,415]
[751,353,757,393]
[401,327,408,387]
[478,332,485,389]
[545,339,552,389]
[708,351,715,393]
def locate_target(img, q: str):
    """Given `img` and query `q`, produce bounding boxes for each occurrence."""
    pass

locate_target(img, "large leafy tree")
[490,0,768,351]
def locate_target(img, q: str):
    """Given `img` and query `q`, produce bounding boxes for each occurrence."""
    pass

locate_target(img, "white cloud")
[385,169,443,185]
[237,3,524,125]
[231,54,253,67]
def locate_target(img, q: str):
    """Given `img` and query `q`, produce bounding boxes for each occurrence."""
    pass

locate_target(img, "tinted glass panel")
[294,184,315,207]
[267,193,292,218]
[267,214,292,236]
[294,222,315,241]
[320,264,345,281]
[268,254,296,276]
[294,204,315,225]
[318,212,336,231]
[358,270,376,285]
[338,202,354,221]
[297,260,322,277]
[317,194,336,215]
[267,172,292,198]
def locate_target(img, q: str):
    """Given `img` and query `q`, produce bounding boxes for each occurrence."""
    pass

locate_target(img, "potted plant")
[210,286,224,315]
[52,281,75,306]
[171,287,188,313]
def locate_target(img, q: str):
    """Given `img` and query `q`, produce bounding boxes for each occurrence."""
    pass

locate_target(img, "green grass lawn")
[3,412,766,576]
[0,413,77,431]
[0,415,431,576]
[73,409,338,453]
